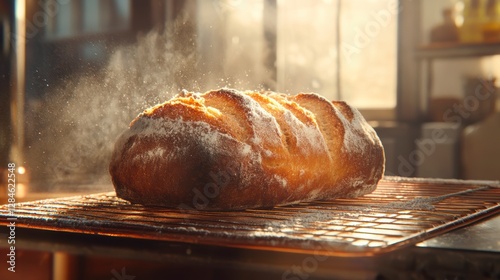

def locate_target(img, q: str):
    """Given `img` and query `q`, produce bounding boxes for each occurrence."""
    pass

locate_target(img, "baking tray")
[0,178,499,256]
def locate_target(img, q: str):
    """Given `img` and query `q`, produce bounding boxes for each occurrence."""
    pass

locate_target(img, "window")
[196,0,397,111]
[277,0,398,109]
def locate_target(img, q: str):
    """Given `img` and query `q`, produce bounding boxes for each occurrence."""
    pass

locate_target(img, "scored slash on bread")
[109,88,385,210]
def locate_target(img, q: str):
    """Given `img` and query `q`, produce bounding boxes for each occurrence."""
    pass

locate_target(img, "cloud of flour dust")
[27,28,197,185]
[26,1,274,186]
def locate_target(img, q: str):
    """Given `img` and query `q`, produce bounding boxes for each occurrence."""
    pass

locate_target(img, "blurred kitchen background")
[1,0,500,195]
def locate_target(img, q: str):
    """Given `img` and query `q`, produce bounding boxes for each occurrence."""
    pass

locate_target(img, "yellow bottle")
[482,0,500,41]
[460,0,485,42]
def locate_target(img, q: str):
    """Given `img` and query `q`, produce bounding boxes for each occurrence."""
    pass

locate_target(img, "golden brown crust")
[109,89,385,210]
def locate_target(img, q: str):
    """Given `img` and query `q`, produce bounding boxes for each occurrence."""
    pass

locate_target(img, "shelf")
[416,41,500,59]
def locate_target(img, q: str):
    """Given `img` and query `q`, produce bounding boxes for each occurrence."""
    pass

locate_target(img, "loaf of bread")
[109,89,385,210]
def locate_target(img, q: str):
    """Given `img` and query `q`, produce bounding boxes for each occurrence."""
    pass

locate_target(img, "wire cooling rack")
[0,179,499,256]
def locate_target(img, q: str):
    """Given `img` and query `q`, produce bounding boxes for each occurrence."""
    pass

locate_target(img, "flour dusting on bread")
[109,89,385,210]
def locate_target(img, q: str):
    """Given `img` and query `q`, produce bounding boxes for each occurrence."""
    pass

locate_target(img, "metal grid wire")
[0,180,499,256]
